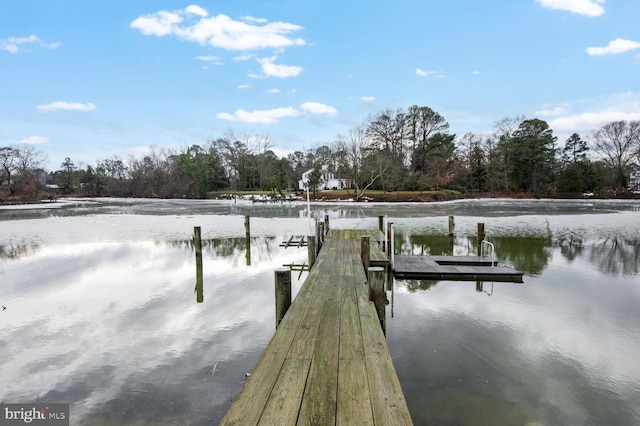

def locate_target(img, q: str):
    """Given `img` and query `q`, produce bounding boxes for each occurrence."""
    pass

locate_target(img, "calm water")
[1,198,639,425]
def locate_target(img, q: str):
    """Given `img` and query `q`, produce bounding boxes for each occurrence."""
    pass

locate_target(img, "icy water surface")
[1,198,639,425]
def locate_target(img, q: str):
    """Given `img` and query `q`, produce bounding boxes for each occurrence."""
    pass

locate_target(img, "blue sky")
[1,0,639,170]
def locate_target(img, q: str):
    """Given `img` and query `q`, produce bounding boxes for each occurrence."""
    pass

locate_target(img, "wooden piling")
[318,222,325,245]
[448,215,455,254]
[245,216,251,265]
[477,223,485,256]
[378,215,385,252]
[389,223,395,269]
[274,268,292,328]
[368,266,386,333]
[361,235,370,279]
[324,214,330,236]
[307,235,317,269]
[194,226,203,303]
[386,221,393,258]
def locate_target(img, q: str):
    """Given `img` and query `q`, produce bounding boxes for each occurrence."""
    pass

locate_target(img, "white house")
[298,165,350,191]
[629,170,640,192]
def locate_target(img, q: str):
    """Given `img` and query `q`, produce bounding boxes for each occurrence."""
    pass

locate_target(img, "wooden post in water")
[361,235,370,280]
[389,223,395,269]
[368,266,386,333]
[477,223,485,256]
[386,221,394,258]
[378,215,385,252]
[318,222,325,244]
[274,268,292,329]
[194,226,204,303]
[448,215,455,255]
[244,215,251,266]
[307,235,316,269]
[324,214,330,236]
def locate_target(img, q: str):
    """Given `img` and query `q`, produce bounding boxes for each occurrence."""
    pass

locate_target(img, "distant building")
[34,169,47,186]
[298,165,350,191]
[629,170,640,192]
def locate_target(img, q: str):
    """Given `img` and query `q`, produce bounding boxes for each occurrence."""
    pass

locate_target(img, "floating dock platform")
[393,254,523,282]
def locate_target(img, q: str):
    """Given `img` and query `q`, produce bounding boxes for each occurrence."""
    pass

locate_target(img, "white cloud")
[416,68,440,77]
[267,88,281,93]
[586,38,640,56]
[233,53,254,61]
[471,70,480,75]
[217,107,299,123]
[37,102,96,112]
[360,96,375,102]
[548,111,640,132]
[538,92,640,133]
[185,5,208,17]
[217,101,338,123]
[131,6,306,51]
[1,35,60,53]
[20,135,49,144]
[242,16,268,24]
[535,105,571,116]
[238,84,251,89]
[195,55,222,64]
[258,56,302,78]
[301,102,338,115]
[535,0,605,17]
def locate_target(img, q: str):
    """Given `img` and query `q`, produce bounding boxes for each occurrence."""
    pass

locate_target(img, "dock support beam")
[324,214,330,236]
[368,266,386,334]
[378,215,386,252]
[275,268,292,329]
[307,235,316,269]
[361,236,370,279]
[386,221,394,258]
[316,221,325,253]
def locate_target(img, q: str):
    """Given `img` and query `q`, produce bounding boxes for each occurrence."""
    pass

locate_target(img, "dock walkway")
[220,230,412,425]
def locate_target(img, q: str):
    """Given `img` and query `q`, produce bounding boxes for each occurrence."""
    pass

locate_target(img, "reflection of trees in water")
[554,233,639,275]
[555,233,584,263]
[402,279,439,292]
[396,228,639,278]
[395,232,451,256]
[491,236,552,276]
[0,243,39,259]
[166,236,278,259]
[394,230,553,276]
[584,237,639,276]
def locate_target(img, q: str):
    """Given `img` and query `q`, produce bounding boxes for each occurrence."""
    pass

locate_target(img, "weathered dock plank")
[220,231,412,426]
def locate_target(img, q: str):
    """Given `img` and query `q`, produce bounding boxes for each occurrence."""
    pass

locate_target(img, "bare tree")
[333,126,381,200]
[1,144,47,197]
[590,120,640,189]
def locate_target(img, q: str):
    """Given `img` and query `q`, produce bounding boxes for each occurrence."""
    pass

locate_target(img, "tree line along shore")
[2,106,639,203]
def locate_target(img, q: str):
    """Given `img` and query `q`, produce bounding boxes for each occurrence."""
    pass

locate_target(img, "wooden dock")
[220,230,412,425]
[393,254,523,282]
